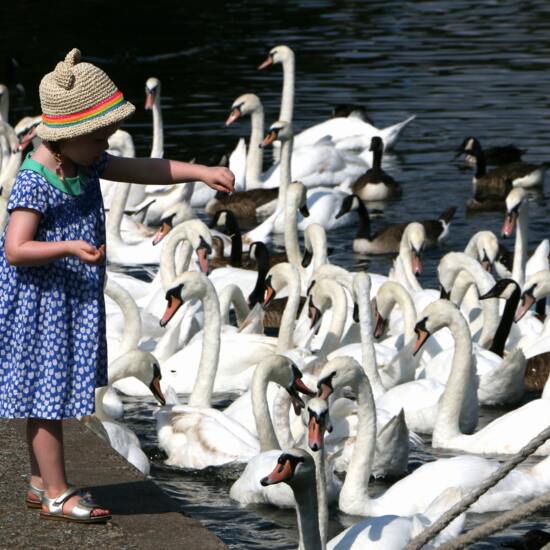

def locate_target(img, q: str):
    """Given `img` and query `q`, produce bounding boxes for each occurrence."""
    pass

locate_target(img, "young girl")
[0,48,234,523]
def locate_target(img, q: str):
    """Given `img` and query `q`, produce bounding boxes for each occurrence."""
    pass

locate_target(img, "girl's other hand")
[70,241,106,265]
[202,166,235,193]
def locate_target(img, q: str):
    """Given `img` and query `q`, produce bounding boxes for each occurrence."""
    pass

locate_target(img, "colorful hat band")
[42,90,126,128]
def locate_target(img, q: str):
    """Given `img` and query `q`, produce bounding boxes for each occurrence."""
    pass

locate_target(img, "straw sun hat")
[36,48,135,141]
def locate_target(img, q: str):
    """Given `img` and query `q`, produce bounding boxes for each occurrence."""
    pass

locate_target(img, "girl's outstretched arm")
[5,209,105,267]
[101,155,235,192]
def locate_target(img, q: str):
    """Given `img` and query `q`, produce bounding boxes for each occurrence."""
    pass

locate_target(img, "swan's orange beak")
[413,325,430,356]
[261,131,278,148]
[152,222,172,246]
[481,258,492,272]
[258,56,273,70]
[294,376,316,397]
[145,91,154,110]
[225,107,241,126]
[149,365,166,406]
[197,246,209,274]
[502,211,517,238]
[260,458,293,486]
[412,250,423,276]
[308,415,323,452]
[374,309,388,339]
[160,294,183,327]
[515,291,536,322]
[263,285,276,308]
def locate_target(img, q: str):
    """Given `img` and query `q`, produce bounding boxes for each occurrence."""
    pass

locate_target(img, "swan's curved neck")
[278,137,293,220]
[245,105,264,189]
[277,269,301,352]
[293,474,322,550]
[311,230,328,272]
[151,95,164,158]
[106,182,131,242]
[251,364,281,452]
[512,203,528,287]
[313,449,328,550]
[104,278,141,356]
[339,370,376,513]
[384,283,417,340]
[399,237,422,293]
[318,285,348,357]
[441,253,498,348]
[271,388,295,449]
[279,56,295,123]
[432,310,474,447]
[160,228,194,289]
[284,192,305,277]
[219,284,250,326]
[188,283,221,408]
[356,280,385,397]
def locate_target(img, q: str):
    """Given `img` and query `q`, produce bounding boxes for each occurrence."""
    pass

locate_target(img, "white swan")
[437,252,527,405]
[415,299,550,455]
[314,356,550,516]
[160,264,301,395]
[515,270,550,363]
[95,349,165,475]
[229,355,320,507]
[501,187,550,296]
[259,45,416,155]
[157,350,313,470]
[261,448,465,550]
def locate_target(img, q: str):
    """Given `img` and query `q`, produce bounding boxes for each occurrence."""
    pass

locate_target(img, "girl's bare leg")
[26,419,44,503]
[28,418,110,517]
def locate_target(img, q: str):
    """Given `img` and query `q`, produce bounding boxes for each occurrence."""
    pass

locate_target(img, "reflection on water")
[5,0,550,547]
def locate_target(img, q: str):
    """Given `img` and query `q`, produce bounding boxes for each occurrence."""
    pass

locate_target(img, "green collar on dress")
[19,153,86,196]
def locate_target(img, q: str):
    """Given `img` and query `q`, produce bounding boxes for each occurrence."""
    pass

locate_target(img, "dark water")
[3,1,550,547]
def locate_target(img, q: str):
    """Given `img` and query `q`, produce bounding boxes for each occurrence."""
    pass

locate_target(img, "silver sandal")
[25,482,45,509]
[40,486,111,524]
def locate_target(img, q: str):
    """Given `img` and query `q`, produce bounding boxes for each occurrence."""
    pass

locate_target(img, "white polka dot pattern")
[0,154,108,419]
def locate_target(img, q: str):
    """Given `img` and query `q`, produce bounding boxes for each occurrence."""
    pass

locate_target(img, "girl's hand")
[202,166,235,193]
[70,241,106,265]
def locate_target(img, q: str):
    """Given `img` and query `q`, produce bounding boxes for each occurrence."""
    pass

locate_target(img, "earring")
[53,151,65,182]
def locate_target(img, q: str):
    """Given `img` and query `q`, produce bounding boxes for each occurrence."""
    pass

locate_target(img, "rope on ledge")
[405,423,550,550]
[436,491,550,550]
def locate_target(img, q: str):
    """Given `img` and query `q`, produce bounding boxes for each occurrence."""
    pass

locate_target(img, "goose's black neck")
[224,213,243,267]
[355,199,372,240]
[489,284,521,357]
[248,246,270,307]
[474,147,487,179]
[372,147,383,171]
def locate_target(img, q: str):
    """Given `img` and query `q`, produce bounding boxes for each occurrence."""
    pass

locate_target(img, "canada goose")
[206,188,279,222]
[464,138,547,205]
[209,210,287,270]
[456,137,525,168]
[350,136,401,201]
[336,194,456,254]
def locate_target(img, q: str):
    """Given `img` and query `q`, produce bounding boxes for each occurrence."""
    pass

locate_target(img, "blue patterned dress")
[0,154,108,419]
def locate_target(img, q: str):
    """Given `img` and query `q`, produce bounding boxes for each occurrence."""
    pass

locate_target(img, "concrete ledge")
[0,419,227,550]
